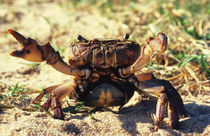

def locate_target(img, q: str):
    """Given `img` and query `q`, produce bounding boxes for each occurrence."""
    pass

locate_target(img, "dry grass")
[0,0,209,120]
[0,0,209,135]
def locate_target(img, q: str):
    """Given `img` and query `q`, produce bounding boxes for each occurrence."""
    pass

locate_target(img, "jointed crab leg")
[33,80,77,119]
[32,84,61,105]
[135,72,155,82]
[128,75,187,130]
[119,33,167,77]
[8,29,90,78]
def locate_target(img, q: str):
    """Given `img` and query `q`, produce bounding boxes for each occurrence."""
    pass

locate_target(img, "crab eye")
[26,50,30,54]
[77,35,89,43]
[124,33,129,39]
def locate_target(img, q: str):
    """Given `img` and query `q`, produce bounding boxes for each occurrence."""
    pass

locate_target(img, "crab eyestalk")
[8,29,91,78]
[119,33,167,77]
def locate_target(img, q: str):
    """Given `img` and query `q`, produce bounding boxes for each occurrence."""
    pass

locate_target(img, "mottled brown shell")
[67,39,140,69]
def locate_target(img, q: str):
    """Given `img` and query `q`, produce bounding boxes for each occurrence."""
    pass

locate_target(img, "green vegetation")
[0,0,209,118]
[1,83,32,99]
[0,82,38,111]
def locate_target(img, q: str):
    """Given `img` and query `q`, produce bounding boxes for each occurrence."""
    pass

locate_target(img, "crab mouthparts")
[8,29,28,47]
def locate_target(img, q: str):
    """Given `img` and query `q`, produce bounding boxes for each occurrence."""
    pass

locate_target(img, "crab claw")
[146,33,167,56]
[9,29,45,62]
[8,29,91,78]
[118,33,168,77]
[8,29,28,47]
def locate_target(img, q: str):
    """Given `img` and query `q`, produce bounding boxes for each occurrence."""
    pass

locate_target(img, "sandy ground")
[0,1,209,136]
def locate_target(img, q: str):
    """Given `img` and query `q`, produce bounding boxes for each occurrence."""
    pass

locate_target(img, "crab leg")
[135,72,156,81]
[119,33,167,77]
[33,80,77,119]
[8,29,90,78]
[51,80,77,119]
[128,76,187,130]
[32,84,61,112]
[32,85,60,104]
[155,93,168,130]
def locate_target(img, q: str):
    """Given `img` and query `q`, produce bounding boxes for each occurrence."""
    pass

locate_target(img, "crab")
[8,29,187,130]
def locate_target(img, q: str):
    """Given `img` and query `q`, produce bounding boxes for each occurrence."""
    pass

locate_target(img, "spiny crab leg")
[8,29,90,78]
[119,33,167,77]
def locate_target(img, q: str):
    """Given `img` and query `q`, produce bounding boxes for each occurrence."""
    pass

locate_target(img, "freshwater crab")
[8,29,187,130]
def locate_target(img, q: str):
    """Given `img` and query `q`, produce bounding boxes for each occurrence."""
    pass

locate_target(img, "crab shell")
[67,39,140,69]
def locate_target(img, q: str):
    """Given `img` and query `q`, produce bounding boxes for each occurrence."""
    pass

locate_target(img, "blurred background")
[0,0,209,135]
[1,0,209,96]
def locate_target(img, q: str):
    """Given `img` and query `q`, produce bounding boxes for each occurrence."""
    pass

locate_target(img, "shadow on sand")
[116,100,210,136]
[60,99,209,135]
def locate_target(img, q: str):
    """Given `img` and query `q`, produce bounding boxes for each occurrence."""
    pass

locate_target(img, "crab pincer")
[8,29,89,77]
[8,29,47,62]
